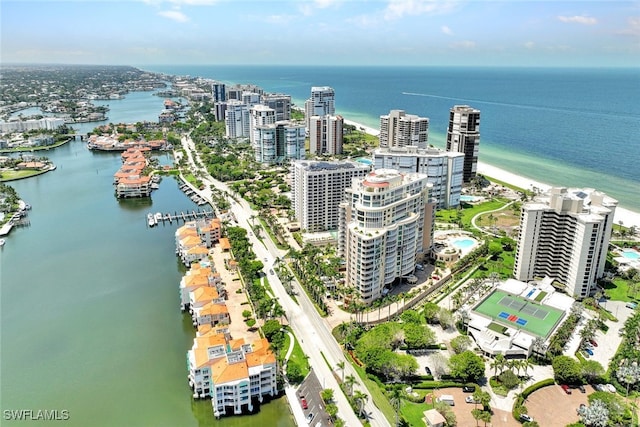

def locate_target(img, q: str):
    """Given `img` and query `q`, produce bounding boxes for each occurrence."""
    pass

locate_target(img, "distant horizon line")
[1,62,638,70]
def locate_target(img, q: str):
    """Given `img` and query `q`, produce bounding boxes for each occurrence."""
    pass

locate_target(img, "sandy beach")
[343,118,640,229]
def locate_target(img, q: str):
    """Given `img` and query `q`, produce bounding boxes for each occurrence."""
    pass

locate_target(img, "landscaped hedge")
[411,380,465,390]
[513,378,556,421]
[521,378,555,398]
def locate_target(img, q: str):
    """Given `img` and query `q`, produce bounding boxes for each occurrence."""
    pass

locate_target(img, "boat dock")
[146,209,215,228]
[178,182,209,206]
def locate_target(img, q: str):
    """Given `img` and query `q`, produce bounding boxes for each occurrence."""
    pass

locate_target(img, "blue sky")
[2,1,639,67]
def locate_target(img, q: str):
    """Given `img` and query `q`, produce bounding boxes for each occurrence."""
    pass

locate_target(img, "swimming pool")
[452,238,476,249]
[460,195,479,202]
[621,249,640,260]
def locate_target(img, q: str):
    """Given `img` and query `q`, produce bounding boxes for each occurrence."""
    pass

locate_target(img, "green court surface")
[473,290,565,338]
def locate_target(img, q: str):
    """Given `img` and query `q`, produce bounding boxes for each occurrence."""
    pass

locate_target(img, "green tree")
[581,360,605,383]
[353,390,368,418]
[321,388,334,403]
[286,359,304,383]
[325,403,338,421]
[422,302,440,324]
[450,335,472,354]
[449,350,485,383]
[344,374,358,397]
[552,355,583,384]
[262,319,282,340]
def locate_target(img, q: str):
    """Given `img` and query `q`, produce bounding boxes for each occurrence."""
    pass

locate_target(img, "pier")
[146,209,215,228]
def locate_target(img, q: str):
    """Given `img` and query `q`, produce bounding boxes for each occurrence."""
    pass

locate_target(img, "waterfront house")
[193,302,230,328]
[179,263,222,311]
[186,331,277,415]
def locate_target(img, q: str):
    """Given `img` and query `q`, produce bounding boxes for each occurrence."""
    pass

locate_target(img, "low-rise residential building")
[186,331,277,416]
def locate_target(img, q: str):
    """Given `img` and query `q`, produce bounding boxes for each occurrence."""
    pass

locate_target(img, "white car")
[465,396,479,404]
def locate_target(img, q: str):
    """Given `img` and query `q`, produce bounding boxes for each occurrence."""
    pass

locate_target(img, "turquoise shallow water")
[0,93,294,426]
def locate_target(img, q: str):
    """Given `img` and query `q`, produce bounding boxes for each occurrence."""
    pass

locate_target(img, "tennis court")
[473,289,565,338]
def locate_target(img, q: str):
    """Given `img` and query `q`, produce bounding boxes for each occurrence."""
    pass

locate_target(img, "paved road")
[180,136,389,427]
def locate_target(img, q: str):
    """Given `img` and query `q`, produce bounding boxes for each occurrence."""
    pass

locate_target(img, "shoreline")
[344,119,640,229]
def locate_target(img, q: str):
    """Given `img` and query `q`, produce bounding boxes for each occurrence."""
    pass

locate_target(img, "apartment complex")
[262,94,292,121]
[514,187,617,298]
[187,331,277,416]
[446,105,480,183]
[304,86,335,129]
[249,105,276,145]
[212,82,226,102]
[338,169,434,304]
[373,146,464,209]
[175,218,222,266]
[308,114,344,155]
[225,100,250,139]
[379,110,429,149]
[291,160,370,232]
[253,121,306,164]
[113,148,152,198]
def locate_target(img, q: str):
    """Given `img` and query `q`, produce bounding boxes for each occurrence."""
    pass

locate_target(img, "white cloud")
[557,15,597,25]
[617,17,640,36]
[158,10,189,22]
[450,40,476,49]
[524,41,535,49]
[384,0,457,21]
[298,0,341,16]
[441,25,453,35]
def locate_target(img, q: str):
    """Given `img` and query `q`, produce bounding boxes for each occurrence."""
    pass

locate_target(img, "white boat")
[154,212,163,223]
[147,213,156,227]
[0,238,5,247]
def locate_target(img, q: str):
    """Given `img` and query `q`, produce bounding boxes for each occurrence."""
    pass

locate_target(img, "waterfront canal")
[0,92,294,427]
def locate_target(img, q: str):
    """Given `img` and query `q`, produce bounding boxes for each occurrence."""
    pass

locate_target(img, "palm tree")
[344,374,358,397]
[388,387,403,427]
[491,354,506,378]
[353,390,368,418]
[336,361,345,383]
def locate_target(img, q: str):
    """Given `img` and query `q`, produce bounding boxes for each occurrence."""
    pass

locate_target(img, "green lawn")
[285,329,310,379]
[400,398,435,427]
[0,169,48,181]
[603,278,639,302]
[350,357,396,425]
[436,199,510,228]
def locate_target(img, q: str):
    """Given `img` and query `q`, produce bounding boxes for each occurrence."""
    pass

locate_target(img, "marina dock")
[146,209,215,227]
[178,182,209,206]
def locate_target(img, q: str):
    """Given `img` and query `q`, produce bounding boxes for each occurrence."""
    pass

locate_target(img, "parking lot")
[525,384,593,426]
[297,369,330,426]
[434,388,521,426]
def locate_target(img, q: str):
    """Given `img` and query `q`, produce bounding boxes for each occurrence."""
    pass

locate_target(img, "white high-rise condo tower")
[291,160,370,233]
[305,86,335,129]
[514,187,617,298]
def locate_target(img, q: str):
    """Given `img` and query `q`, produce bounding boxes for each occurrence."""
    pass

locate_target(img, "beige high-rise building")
[514,187,617,298]
[308,114,344,155]
[338,169,434,304]
[379,110,429,149]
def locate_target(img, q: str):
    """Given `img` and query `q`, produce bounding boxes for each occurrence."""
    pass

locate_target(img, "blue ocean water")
[141,65,639,211]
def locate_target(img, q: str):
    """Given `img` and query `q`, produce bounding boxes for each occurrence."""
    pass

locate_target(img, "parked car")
[585,348,594,356]
[561,384,572,394]
[625,302,638,309]
[592,383,604,391]
[306,413,314,424]
[462,385,476,393]
[589,339,598,347]
[519,414,534,422]
[577,403,586,413]
[605,384,616,393]
[424,366,432,375]
[301,398,308,410]
[465,396,480,404]
[578,385,586,393]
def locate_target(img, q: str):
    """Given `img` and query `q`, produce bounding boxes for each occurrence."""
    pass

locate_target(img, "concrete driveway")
[588,300,635,370]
